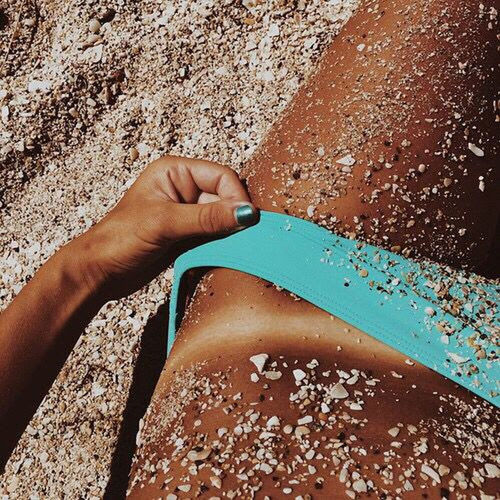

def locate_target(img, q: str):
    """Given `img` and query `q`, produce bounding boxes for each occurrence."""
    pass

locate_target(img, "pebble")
[250,353,269,373]
[388,427,400,437]
[187,448,211,461]
[421,464,440,483]
[264,370,282,380]
[129,147,139,161]
[468,142,484,157]
[293,368,307,381]
[297,415,313,425]
[438,464,451,476]
[210,476,222,488]
[330,382,349,399]
[336,154,356,166]
[352,478,367,492]
[89,19,101,33]
[266,416,280,428]
[295,426,310,438]
[484,464,499,478]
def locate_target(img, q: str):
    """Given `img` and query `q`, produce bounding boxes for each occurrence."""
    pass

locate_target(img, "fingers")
[163,199,258,240]
[197,192,220,204]
[153,156,251,203]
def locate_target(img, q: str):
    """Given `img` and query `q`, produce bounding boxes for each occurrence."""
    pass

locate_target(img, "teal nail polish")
[235,205,257,226]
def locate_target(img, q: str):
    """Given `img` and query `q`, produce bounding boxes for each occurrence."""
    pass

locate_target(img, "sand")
[0,1,357,496]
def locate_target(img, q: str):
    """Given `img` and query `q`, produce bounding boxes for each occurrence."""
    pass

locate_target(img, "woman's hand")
[70,155,257,301]
[0,155,257,466]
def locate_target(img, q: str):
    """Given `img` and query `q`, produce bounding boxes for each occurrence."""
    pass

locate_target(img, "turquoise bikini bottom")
[167,211,499,407]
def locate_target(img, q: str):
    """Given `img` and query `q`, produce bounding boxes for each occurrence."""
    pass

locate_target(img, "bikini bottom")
[167,211,499,407]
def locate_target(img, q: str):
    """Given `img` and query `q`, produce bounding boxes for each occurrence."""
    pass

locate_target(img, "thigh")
[128,320,499,499]
[243,0,499,273]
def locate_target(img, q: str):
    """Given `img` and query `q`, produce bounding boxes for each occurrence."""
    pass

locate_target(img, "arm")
[0,155,257,468]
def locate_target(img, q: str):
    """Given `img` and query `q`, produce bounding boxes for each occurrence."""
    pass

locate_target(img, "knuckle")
[198,205,221,234]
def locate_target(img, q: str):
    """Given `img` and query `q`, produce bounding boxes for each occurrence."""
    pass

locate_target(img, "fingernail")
[235,204,257,227]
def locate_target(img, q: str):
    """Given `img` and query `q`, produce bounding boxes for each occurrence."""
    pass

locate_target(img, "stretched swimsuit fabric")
[167,211,499,407]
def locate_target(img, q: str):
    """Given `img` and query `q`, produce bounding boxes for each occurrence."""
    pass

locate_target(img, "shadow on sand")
[103,303,168,499]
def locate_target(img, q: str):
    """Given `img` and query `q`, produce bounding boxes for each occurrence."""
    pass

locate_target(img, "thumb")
[166,200,258,240]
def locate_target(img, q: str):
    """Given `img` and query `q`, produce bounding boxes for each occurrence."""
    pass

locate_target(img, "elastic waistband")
[167,211,499,407]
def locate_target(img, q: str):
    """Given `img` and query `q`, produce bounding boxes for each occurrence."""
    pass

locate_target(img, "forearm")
[0,239,105,467]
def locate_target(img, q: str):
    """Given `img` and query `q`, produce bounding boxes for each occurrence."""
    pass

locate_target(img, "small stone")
[421,464,440,483]
[443,178,452,187]
[403,480,414,491]
[283,424,294,434]
[388,427,400,437]
[336,154,356,166]
[468,142,484,157]
[295,425,310,438]
[359,269,369,278]
[250,372,259,382]
[178,484,191,492]
[297,415,313,425]
[129,147,139,161]
[260,463,273,474]
[484,463,499,478]
[438,465,450,476]
[330,383,349,399]
[448,352,470,364]
[352,478,367,493]
[89,19,101,33]
[268,23,280,37]
[187,447,211,461]
[265,370,282,380]
[424,307,435,316]
[418,164,427,173]
[250,353,269,373]
[210,476,222,488]
[266,416,280,428]
[293,369,307,382]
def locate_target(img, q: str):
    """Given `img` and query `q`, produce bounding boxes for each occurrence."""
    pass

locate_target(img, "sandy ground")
[0,1,358,497]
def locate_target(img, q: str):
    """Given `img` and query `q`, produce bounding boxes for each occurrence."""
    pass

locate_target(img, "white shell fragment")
[330,383,349,399]
[448,352,470,364]
[293,369,307,382]
[249,353,269,373]
[421,464,441,483]
[468,142,484,157]
[336,154,356,166]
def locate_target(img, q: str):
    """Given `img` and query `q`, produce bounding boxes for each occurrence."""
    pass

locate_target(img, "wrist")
[57,231,110,306]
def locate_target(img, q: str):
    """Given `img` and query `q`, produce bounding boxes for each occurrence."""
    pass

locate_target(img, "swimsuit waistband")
[167,211,499,407]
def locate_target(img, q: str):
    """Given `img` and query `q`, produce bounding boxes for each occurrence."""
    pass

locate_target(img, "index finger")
[181,157,251,202]
[158,156,251,203]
